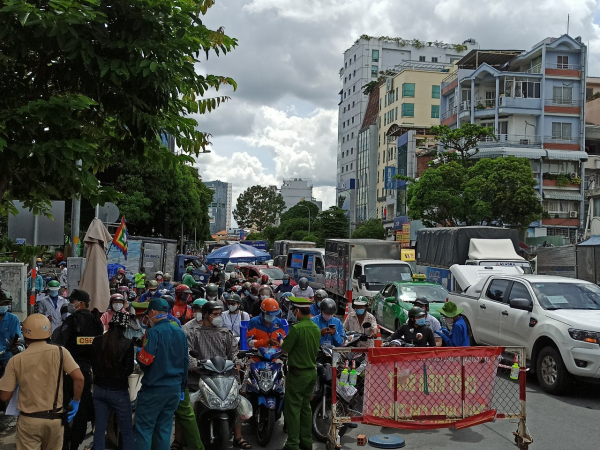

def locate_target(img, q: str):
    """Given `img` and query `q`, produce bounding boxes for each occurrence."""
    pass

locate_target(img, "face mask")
[283,280,289,285]
[112,303,124,312]
[156,276,163,281]
[260,295,268,301]
[0,306,9,314]
[118,275,123,279]
[211,316,223,327]
[416,318,427,326]
[317,301,322,307]
[250,294,258,300]
[355,308,365,315]
[245,290,250,296]
[149,290,157,296]
[322,313,333,322]
[194,312,202,322]
[49,290,58,298]
[228,304,238,312]
[207,295,216,301]
[263,314,275,323]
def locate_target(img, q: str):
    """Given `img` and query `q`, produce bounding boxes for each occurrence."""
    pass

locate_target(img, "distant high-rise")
[280,178,322,211]
[205,180,232,234]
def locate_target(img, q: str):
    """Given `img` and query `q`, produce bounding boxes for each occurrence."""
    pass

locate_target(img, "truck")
[448,264,600,394]
[273,240,316,257]
[107,236,211,284]
[323,239,413,310]
[284,248,326,291]
[416,226,531,291]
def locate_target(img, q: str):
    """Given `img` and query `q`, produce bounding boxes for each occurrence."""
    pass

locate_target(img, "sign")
[76,337,95,345]
[16,238,26,245]
[337,178,356,190]
[385,166,397,190]
[8,201,65,246]
[401,249,415,262]
[401,223,411,248]
[290,253,303,269]
[306,255,314,271]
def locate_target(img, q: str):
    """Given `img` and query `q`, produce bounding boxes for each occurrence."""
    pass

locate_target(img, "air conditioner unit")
[570,172,578,178]
[569,211,578,218]
[520,139,530,145]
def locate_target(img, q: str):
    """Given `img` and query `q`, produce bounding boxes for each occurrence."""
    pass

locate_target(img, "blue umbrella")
[205,243,271,264]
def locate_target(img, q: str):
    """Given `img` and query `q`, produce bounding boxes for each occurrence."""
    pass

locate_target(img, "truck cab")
[351,259,413,301]
[174,255,211,284]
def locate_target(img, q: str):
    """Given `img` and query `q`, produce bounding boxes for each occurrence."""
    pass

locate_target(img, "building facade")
[439,35,587,240]
[279,178,322,211]
[205,180,232,234]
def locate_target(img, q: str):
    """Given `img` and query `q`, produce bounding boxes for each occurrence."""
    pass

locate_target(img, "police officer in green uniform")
[280,297,321,450]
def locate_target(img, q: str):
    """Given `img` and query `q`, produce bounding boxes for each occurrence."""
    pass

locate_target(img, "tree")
[431,124,496,168]
[233,186,286,232]
[280,201,320,223]
[0,0,236,215]
[314,207,349,246]
[244,232,264,241]
[352,218,385,239]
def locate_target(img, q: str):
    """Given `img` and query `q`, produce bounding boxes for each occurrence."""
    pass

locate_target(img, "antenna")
[567,14,570,35]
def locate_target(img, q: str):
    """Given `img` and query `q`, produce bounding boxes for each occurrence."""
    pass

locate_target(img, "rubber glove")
[180,392,185,401]
[68,399,80,423]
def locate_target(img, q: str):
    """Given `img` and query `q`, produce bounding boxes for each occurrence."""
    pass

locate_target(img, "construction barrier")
[329,346,532,449]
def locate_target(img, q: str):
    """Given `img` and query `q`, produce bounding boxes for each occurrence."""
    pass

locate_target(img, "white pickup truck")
[449,265,600,394]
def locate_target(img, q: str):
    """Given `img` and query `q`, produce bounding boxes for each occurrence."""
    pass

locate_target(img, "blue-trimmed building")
[440,35,587,241]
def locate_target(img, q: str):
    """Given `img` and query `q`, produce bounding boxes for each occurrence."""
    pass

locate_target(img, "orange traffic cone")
[343,302,350,322]
[374,325,383,348]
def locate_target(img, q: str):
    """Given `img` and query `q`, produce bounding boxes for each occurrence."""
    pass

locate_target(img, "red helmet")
[117,286,130,294]
[117,268,126,275]
[110,293,124,303]
[261,274,269,284]
[250,282,261,295]
[176,285,192,295]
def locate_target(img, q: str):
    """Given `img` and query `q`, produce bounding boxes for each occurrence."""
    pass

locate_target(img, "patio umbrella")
[78,218,112,313]
[205,243,271,265]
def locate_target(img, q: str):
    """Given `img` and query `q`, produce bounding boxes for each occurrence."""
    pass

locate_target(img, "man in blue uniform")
[0,290,21,377]
[311,298,346,347]
[135,298,189,450]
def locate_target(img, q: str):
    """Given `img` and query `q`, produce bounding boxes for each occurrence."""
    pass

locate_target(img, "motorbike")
[190,351,243,450]
[311,322,371,443]
[246,347,286,447]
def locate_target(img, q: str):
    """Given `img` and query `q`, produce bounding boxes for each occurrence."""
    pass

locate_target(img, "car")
[371,277,450,332]
[237,265,297,287]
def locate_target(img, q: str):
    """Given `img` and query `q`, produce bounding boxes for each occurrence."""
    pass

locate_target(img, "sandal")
[170,442,183,450]
[233,438,253,449]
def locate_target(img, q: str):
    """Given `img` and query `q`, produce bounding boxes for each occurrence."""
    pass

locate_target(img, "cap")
[68,289,90,305]
[414,297,429,306]
[143,298,169,315]
[290,296,312,308]
[60,261,67,266]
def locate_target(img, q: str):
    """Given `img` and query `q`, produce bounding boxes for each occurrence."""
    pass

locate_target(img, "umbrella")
[205,243,271,264]
[78,218,112,313]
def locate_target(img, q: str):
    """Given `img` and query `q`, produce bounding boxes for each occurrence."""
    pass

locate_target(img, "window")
[379,98,382,110]
[419,56,426,62]
[346,165,348,171]
[431,104,440,118]
[348,73,351,80]
[552,122,572,140]
[343,122,345,129]
[508,282,533,303]
[432,85,440,99]
[553,86,573,105]
[402,83,415,97]
[371,65,378,78]
[486,279,510,303]
[351,132,354,138]
[396,87,399,101]
[395,106,398,120]
[354,55,356,62]
[352,117,354,123]
[401,103,415,117]
[350,163,353,170]
[344,92,346,99]
[344,77,346,84]
[352,101,355,107]
[345,61,347,68]
[432,57,438,63]
[557,55,569,69]
[353,70,356,76]
[384,115,386,126]
[353,85,356,93]
[342,136,345,143]
[372,49,379,62]
[341,166,344,173]
[351,148,354,154]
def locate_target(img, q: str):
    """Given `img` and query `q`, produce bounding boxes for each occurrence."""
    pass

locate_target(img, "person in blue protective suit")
[311,298,346,347]
[310,289,327,317]
[36,280,69,334]
[0,290,21,377]
[135,298,189,450]
[435,301,470,347]
[158,273,175,296]
[138,280,161,303]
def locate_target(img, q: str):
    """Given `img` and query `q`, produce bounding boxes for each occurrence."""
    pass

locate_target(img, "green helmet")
[192,298,208,309]
[228,293,242,304]
[147,280,159,289]
[408,306,426,318]
[206,284,219,297]
[186,265,195,273]
[47,280,60,291]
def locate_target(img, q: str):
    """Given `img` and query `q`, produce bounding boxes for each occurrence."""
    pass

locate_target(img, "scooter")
[191,351,242,450]
[246,347,285,447]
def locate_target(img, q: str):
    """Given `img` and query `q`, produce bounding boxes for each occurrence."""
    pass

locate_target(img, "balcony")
[545,63,582,78]
[478,134,542,147]
[441,71,458,96]
[441,106,457,125]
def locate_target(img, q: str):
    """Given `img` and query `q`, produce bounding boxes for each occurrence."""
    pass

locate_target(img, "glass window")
[401,103,415,117]
[371,65,378,78]
[486,279,511,303]
[402,83,415,97]
[431,104,440,118]
[372,49,379,62]
[551,122,572,140]
[553,86,573,104]
[353,85,355,93]
[432,57,438,62]
[557,55,569,69]
[395,106,398,120]
[419,56,426,62]
[396,87,399,101]
[508,282,533,303]
[432,85,441,99]
[531,282,600,310]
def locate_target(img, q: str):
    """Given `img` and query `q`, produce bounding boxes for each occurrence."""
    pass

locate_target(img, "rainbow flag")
[113,216,128,260]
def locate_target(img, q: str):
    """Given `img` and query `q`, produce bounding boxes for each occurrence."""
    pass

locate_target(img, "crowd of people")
[0,263,470,450]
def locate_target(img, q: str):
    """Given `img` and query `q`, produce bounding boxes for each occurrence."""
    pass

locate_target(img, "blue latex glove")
[180,392,185,401]
[439,327,449,335]
[68,399,80,423]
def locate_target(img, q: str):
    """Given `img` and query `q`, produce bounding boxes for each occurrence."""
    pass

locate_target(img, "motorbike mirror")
[359,334,369,342]
[362,322,372,329]
[189,350,199,359]
[237,350,248,358]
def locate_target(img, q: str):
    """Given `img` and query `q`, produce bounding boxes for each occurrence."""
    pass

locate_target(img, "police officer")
[0,314,84,450]
[279,297,321,450]
[0,290,21,377]
[55,289,104,450]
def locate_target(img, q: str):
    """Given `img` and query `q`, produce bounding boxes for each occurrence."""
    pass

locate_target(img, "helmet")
[110,293,125,303]
[259,285,273,297]
[354,295,369,307]
[206,284,219,297]
[47,280,60,291]
[408,306,426,318]
[320,298,337,315]
[155,271,164,277]
[298,277,309,290]
[192,298,208,309]
[228,294,242,304]
[414,297,429,307]
[282,274,291,281]
[118,285,130,295]
[117,268,126,275]
[250,283,261,295]
[147,280,159,289]
[22,314,51,340]
[163,273,172,281]
[202,300,223,317]
[229,272,238,280]
[60,261,66,266]
[261,274,269,284]
[176,285,192,294]
[242,282,252,291]
[36,258,42,263]
[314,289,327,300]
[161,295,175,309]
[261,298,280,316]
[186,266,194,273]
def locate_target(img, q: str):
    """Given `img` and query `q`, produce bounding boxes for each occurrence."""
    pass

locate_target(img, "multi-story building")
[205,180,232,234]
[439,34,587,240]
[280,178,322,211]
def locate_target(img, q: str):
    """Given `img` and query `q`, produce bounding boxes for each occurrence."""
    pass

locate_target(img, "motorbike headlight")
[222,380,240,410]
[258,369,274,392]
[569,328,600,344]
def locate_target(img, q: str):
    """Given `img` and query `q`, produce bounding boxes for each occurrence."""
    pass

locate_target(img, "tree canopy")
[352,218,385,239]
[430,124,496,168]
[0,0,236,215]
[233,185,286,232]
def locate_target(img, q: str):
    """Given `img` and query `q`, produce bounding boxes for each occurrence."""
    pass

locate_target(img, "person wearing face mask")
[242,282,260,316]
[54,289,104,450]
[36,280,69,333]
[435,301,470,347]
[134,267,147,297]
[310,289,327,317]
[110,268,130,292]
[100,293,127,332]
[187,302,250,449]
[172,286,194,324]
[250,285,274,318]
[138,280,161,303]
[222,294,250,337]
[311,298,346,347]
[204,283,223,308]
[0,290,21,377]
[274,274,293,302]
[291,277,314,300]
[343,296,377,347]
[135,298,189,450]
[155,270,164,284]
[389,307,436,347]
[411,297,441,334]
[247,298,286,350]
[182,299,207,336]
[158,273,175,296]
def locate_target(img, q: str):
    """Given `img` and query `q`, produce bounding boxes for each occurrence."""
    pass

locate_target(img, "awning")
[545,150,588,161]
[543,191,583,201]
[474,148,546,159]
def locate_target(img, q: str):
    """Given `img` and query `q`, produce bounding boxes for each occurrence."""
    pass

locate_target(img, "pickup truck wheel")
[536,346,570,395]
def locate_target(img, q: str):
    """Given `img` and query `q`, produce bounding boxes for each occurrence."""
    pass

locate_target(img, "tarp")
[416,227,520,268]
[79,218,112,313]
[468,239,525,261]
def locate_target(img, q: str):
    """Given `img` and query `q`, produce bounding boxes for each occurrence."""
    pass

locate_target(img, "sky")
[193,0,600,224]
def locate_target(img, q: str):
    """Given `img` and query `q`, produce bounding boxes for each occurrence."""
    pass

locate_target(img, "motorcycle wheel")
[215,419,230,450]
[255,405,275,447]
[312,398,332,443]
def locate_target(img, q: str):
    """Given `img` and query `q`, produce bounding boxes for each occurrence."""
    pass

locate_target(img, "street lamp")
[297,203,311,236]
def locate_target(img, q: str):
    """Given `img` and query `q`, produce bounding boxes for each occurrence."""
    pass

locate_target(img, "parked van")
[284,248,325,290]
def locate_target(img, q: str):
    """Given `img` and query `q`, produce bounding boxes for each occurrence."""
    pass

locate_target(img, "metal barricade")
[329,346,532,450]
